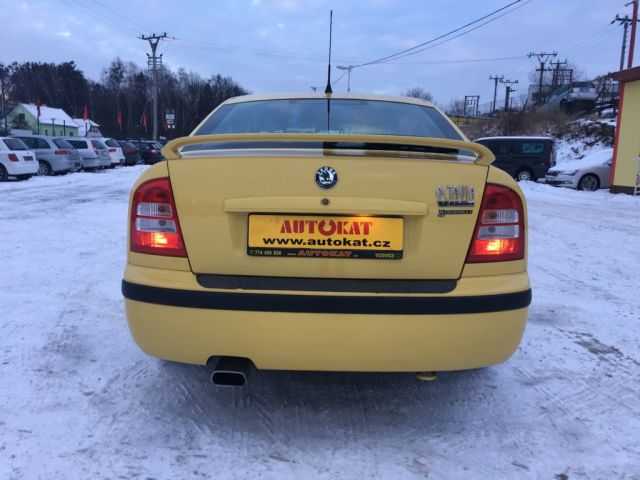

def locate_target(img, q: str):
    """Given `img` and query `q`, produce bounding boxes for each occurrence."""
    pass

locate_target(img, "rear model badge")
[315,166,338,189]
[436,185,475,217]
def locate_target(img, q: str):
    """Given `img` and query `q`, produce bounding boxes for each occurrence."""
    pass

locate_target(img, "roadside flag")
[141,111,148,132]
[83,104,89,121]
[117,110,123,130]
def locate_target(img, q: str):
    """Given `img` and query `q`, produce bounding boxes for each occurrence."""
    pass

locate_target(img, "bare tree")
[447,98,466,115]
[404,87,433,102]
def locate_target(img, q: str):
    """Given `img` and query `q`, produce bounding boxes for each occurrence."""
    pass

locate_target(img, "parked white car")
[102,138,126,167]
[545,148,612,191]
[0,137,38,181]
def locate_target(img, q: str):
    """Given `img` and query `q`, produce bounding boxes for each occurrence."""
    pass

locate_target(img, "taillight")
[54,149,69,155]
[8,153,18,162]
[130,177,186,257]
[466,184,525,263]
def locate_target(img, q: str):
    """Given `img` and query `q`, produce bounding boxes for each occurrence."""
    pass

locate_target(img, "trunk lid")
[168,146,489,280]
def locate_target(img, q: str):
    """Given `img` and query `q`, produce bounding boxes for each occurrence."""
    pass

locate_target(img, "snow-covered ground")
[1,168,639,479]
[554,118,614,165]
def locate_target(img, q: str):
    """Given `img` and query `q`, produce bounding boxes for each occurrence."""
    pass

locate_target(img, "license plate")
[24,156,33,161]
[248,214,403,259]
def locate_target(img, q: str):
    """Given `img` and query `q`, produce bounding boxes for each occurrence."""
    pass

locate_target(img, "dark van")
[475,136,556,181]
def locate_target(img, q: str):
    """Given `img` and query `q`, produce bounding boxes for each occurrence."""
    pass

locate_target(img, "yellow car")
[122,93,530,385]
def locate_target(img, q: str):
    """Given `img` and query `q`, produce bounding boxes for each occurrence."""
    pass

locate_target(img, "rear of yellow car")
[122,95,530,381]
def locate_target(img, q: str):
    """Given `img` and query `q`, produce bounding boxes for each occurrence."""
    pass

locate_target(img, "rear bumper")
[50,157,73,172]
[6,161,38,176]
[122,265,530,372]
[545,174,578,188]
[82,157,102,169]
[123,280,530,315]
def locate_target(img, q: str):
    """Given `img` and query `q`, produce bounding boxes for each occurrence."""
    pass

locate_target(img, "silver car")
[52,138,83,172]
[545,149,612,191]
[89,139,113,168]
[62,138,107,170]
[14,135,75,176]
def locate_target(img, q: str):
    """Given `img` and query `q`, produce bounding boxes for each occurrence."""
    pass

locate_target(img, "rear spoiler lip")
[161,133,495,166]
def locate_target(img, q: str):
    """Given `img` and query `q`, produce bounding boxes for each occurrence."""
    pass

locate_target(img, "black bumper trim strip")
[196,274,456,294]
[122,280,531,315]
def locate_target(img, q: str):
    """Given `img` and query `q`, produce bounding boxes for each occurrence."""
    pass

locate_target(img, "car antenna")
[324,10,333,95]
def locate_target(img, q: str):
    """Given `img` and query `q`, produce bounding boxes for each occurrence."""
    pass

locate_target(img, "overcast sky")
[0,0,627,108]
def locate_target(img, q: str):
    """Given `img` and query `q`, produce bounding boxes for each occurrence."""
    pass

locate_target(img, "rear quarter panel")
[462,165,528,278]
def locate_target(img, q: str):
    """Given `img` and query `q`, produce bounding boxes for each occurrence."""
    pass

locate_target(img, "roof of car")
[59,137,90,143]
[222,93,435,108]
[475,136,554,142]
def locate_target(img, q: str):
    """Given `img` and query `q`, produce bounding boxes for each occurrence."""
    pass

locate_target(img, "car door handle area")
[223,196,428,216]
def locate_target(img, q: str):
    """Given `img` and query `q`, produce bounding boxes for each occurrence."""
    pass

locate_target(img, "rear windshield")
[195,99,462,140]
[3,138,28,150]
[68,140,88,149]
[53,139,73,149]
[91,140,106,149]
[105,139,119,147]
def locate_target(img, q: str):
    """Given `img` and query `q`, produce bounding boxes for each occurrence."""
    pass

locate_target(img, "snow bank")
[550,146,613,172]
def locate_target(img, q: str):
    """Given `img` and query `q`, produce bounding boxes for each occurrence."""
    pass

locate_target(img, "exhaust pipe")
[416,371,438,382]
[208,357,253,387]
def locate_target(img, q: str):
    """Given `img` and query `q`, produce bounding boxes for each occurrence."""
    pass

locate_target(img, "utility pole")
[628,0,639,68]
[0,66,7,133]
[502,79,519,112]
[501,79,518,136]
[612,15,633,71]
[139,32,169,140]
[489,75,504,114]
[550,59,568,88]
[336,65,354,92]
[528,51,557,105]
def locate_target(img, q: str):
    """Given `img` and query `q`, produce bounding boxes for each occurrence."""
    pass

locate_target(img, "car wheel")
[516,169,534,182]
[38,161,52,176]
[0,165,7,181]
[578,174,600,191]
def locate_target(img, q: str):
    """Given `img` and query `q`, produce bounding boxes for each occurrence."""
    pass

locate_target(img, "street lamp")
[336,65,354,92]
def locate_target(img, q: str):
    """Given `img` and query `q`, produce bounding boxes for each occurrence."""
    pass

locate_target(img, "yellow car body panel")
[122,94,530,372]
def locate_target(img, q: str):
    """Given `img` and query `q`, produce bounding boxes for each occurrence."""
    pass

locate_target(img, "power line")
[355,0,527,67]
[166,39,359,64]
[378,0,533,64]
[390,55,527,65]
[332,70,349,87]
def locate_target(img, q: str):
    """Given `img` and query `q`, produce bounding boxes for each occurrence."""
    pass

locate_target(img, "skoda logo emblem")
[315,166,338,189]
